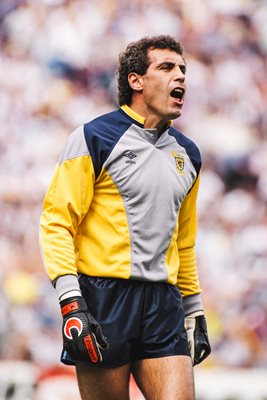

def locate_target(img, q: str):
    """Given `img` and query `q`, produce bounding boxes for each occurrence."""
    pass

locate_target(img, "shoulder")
[58,125,89,165]
[168,126,202,175]
[83,109,133,178]
[84,109,132,140]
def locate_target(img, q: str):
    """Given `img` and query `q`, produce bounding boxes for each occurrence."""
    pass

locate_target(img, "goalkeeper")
[40,35,210,400]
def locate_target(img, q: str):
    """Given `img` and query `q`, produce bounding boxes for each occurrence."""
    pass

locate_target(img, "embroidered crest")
[171,151,185,175]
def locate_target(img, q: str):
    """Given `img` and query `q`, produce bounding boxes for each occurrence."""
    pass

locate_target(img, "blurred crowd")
[1,0,267,374]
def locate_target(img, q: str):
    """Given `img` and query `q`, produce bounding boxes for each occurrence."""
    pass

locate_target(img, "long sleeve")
[39,126,94,282]
[177,174,201,297]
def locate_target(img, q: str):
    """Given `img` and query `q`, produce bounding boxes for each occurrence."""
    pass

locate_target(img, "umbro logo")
[124,151,137,164]
[124,151,137,159]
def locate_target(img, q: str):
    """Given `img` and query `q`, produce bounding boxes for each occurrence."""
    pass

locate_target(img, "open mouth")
[170,88,185,103]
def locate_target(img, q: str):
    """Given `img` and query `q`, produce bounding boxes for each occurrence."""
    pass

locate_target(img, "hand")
[184,311,211,366]
[60,296,109,364]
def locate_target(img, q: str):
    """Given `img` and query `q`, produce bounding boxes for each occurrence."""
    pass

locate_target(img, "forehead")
[147,48,185,66]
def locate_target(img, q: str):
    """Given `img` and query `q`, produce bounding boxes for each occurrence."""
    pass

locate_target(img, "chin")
[169,109,182,120]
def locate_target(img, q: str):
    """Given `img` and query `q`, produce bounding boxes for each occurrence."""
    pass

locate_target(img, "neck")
[143,114,168,134]
[129,101,168,135]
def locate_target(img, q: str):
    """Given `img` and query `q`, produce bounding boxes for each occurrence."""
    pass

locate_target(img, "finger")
[83,332,103,363]
[94,325,109,349]
[186,327,195,361]
[194,343,210,365]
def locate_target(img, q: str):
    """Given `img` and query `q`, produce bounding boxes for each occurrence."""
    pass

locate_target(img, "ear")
[128,72,143,92]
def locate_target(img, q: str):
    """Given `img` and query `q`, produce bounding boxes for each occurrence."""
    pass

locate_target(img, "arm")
[39,126,108,363]
[177,174,211,365]
[39,126,94,283]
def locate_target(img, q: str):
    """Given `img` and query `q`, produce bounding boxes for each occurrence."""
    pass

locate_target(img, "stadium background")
[1,0,267,399]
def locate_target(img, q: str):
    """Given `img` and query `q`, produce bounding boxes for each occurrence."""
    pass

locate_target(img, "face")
[132,48,186,126]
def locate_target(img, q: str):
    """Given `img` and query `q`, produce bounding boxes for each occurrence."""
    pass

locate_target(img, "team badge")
[64,317,83,340]
[171,151,185,175]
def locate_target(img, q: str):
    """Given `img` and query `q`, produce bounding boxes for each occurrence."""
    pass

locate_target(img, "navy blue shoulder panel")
[83,109,133,179]
[168,126,202,176]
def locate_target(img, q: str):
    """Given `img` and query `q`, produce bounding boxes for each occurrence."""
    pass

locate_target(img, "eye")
[180,66,186,75]
[160,63,174,71]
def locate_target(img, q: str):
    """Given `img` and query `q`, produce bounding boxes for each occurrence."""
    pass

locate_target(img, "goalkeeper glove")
[60,296,109,364]
[185,311,211,366]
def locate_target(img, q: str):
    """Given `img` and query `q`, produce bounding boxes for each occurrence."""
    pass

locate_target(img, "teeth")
[171,88,184,99]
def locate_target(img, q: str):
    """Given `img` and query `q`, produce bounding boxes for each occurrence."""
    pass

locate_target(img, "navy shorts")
[61,276,190,368]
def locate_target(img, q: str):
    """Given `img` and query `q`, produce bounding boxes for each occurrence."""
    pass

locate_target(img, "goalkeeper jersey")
[40,105,202,297]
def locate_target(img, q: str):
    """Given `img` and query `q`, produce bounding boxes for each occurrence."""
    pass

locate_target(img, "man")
[40,35,211,400]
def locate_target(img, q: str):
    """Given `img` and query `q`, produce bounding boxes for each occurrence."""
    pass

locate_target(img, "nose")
[174,66,185,82]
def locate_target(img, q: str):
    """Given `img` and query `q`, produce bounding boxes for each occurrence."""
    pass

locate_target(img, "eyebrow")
[155,61,187,70]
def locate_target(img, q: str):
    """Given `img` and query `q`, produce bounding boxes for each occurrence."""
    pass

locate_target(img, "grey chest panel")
[103,125,197,281]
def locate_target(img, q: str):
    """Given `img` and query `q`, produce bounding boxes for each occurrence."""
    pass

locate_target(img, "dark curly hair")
[117,35,184,106]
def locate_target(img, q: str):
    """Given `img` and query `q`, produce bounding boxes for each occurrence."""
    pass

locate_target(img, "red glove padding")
[60,296,109,364]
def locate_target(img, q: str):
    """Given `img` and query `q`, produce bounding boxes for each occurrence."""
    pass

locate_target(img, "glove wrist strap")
[187,310,204,318]
[60,296,88,316]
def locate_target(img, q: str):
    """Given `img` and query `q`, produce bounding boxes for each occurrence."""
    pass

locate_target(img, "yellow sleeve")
[39,152,95,282]
[177,174,201,297]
